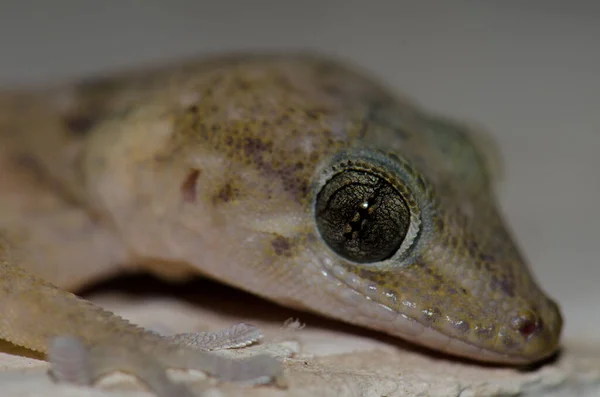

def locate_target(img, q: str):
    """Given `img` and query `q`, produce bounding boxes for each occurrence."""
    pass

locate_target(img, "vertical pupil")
[344,196,376,240]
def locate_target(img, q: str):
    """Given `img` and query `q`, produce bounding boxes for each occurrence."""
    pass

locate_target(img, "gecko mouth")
[312,256,561,365]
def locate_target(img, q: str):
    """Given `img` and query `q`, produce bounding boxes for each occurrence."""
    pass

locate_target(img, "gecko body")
[0,53,562,394]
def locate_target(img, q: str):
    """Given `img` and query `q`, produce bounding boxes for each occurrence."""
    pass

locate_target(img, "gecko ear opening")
[313,150,423,265]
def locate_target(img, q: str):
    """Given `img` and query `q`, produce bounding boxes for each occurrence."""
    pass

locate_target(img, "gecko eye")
[315,169,411,263]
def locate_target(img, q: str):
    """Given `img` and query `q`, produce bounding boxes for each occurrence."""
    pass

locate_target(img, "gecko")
[0,53,562,396]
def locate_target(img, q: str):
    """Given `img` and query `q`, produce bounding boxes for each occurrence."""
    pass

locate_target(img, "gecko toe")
[48,333,283,396]
[167,323,263,350]
[48,336,197,397]
[48,336,94,386]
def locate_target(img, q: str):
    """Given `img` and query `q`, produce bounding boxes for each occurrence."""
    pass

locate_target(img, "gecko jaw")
[304,256,559,365]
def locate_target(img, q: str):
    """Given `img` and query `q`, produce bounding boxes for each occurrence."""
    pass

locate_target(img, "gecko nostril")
[518,319,540,339]
[510,311,542,340]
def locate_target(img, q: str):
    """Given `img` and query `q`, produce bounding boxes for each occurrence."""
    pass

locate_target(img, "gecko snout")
[502,295,563,363]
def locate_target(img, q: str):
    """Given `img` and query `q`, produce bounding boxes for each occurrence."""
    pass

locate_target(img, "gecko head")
[98,55,562,365]
[308,128,563,365]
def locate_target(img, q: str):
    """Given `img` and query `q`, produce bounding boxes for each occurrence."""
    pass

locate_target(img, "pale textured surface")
[0,2,598,396]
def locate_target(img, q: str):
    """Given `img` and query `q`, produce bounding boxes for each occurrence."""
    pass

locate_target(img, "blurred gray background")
[0,1,598,343]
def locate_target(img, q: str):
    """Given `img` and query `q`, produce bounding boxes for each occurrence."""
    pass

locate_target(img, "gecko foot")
[48,332,283,397]
[167,323,264,351]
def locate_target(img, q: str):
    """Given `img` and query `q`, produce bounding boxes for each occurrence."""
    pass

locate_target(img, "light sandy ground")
[0,2,598,396]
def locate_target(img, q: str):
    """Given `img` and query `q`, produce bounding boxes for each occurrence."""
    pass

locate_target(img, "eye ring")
[313,150,423,265]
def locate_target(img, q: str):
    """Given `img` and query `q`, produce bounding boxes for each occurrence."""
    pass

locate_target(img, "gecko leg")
[0,249,282,396]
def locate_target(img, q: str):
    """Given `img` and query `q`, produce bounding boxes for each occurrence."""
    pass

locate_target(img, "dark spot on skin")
[421,307,441,324]
[181,168,201,203]
[349,268,397,290]
[305,233,318,244]
[10,153,46,183]
[243,137,271,159]
[187,105,199,113]
[491,275,516,297]
[11,153,35,168]
[446,286,458,295]
[212,181,239,205]
[500,278,516,297]
[466,241,478,256]
[271,235,292,257]
[267,162,309,198]
[452,320,470,334]
[474,324,495,340]
[433,216,445,231]
[304,108,321,119]
[63,114,97,135]
[412,259,426,268]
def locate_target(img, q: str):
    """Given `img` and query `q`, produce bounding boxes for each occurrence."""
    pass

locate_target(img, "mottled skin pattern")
[0,53,561,392]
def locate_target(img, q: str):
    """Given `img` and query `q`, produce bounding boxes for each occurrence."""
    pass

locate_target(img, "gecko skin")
[0,53,562,391]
